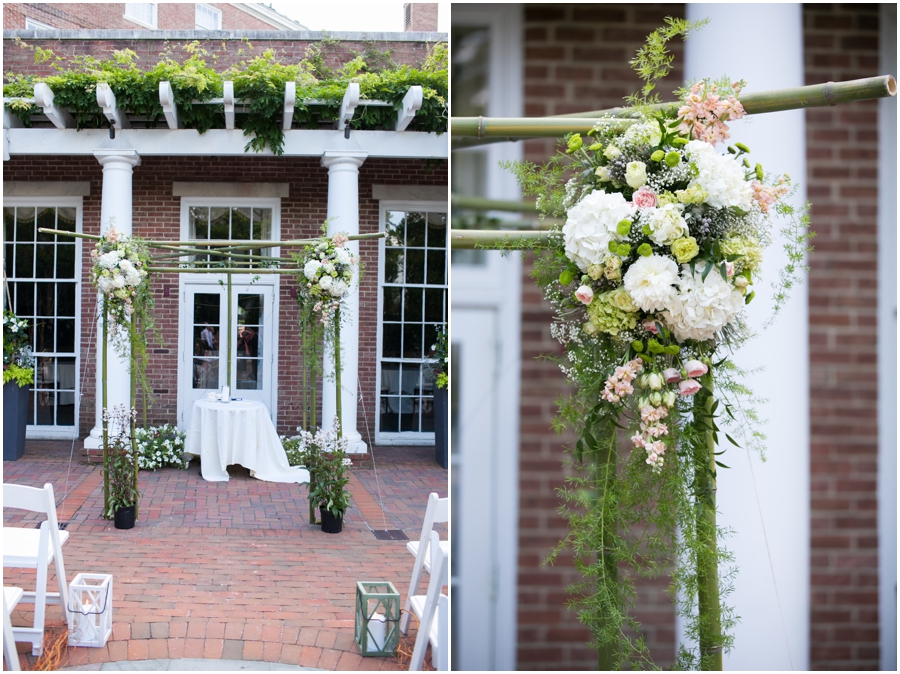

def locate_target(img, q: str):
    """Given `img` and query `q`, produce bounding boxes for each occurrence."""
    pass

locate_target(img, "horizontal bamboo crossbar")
[452,75,896,142]
[452,194,539,213]
[450,229,553,249]
[38,228,386,247]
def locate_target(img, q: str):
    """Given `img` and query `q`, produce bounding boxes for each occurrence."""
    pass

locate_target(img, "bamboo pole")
[227,269,233,390]
[334,308,343,437]
[697,368,723,671]
[146,267,301,274]
[451,194,539,213]
[452,75,896,146]
[38,228,387,247]
[555,74,896,119]
[130,325,139,521]
[596,433,619,671]
[449,229,554,249]
[102,298,109,517]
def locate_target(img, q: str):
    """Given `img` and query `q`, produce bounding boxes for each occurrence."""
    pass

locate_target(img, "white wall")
[683,5,809,670]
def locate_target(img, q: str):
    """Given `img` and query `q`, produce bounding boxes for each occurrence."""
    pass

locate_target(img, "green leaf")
[718,262,728,282]
[725,433,741,447]
[715,460,731,469]
[701,260,713,282]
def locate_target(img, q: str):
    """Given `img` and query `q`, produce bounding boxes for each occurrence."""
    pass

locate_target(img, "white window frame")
[4,196,83,440]
[123,3,158,29]
[25,18,54,30]
[195,3,222,30]
[375,199,448,446]
[176,197,282,428]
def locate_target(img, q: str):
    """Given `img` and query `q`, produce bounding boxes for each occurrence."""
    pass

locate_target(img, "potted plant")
[429,326,449,469]
[103,406,141,529]
[299,418,352,533]
[3,311,35,461]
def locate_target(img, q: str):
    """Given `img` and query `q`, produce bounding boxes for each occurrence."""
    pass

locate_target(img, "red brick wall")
[2,155,446,446]
[517,4,684,670]
[2,35,436,79]
[4,3,286,30]
[803,4,882,670]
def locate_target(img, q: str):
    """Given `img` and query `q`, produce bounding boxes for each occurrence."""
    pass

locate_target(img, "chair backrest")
[417,492,448,544]
[3,483,60,531]
[409,531,448,672]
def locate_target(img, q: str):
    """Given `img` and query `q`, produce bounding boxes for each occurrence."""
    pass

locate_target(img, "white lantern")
[67,573,113,648]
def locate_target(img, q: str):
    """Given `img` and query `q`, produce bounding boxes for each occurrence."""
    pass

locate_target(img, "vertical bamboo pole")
[227,270,233,390]
[302,320,308,432]
[596,432,618,671]
[334,308,343,437]
[697,368,723,671]
[102,298,109,517]
[130,325,139,521]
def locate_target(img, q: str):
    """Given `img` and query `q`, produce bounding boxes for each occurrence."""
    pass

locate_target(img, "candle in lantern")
[368,612,386,651]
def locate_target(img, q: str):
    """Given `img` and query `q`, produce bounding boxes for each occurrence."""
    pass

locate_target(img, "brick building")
[2,27,448,459]
[3,2,306,31]
[451,3,896,671]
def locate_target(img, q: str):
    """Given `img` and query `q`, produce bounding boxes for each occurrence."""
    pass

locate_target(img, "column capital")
[93,148,141,168]
[321,151,367,170]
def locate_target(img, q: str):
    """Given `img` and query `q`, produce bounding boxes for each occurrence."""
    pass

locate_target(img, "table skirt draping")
[185,400,309,484]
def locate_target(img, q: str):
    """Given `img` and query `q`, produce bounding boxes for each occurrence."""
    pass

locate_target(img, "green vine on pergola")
[4,38,447,154]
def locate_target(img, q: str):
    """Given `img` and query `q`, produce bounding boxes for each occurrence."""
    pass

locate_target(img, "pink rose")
[663,368,681,383]
[642,319,659,334]
[684,360,708,378]
[575,285,594,305]
[679,379,701,396]
[632,186,657,209]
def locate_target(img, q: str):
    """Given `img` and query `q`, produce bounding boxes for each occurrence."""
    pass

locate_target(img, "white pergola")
[3,81,448,454]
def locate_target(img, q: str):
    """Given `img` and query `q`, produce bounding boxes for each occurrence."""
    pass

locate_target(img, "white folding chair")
[401,492,448,635]
[3,587,24,671]
[3,483,70,656]
[408,530,448,671]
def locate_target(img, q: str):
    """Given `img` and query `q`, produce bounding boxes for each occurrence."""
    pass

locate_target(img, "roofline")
[2,29,447,42]
[229,3,308,31]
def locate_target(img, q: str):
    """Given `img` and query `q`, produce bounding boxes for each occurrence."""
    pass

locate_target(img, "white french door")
[178,278,278,427]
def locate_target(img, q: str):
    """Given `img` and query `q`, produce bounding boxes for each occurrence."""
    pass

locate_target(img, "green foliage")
[3,311,35,386]
[3,364,34,387]
[4,39,448,153]
[626,17,709,108]
[102,405,141,518]
[135,424,188,470]
[766,198,815,328]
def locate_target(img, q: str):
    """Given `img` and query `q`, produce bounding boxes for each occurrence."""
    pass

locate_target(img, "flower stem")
[596,432,619,670]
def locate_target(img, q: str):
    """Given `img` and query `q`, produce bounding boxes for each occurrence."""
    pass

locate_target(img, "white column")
[682,5,809,670]
[83,144,141,450]
[321,151,367,454]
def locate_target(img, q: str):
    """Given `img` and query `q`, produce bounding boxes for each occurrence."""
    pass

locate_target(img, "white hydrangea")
[623,254,679,312]
[335,248,352,266]
[643,203,689,246]
[98,250,121,270]
[97,276,115,294]
[563,190,636,272]
[622,121,662,148]
[329,280,349,298]
[319,275,334,291]
[118,258,143,287]
[304,260,322,280]
[111,274,126,289]
[685,140,753,211]
[662,263,745,341]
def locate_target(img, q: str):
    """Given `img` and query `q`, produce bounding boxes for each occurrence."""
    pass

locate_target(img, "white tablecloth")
[185,400,309,484]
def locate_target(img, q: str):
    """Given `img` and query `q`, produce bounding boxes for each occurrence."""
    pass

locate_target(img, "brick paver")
[4,440,447,670]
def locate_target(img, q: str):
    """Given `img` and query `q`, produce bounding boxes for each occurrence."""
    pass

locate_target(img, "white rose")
[319,276,333,290]
[625,161,648,189]
[595,166,611,182]
[604,145,621,160]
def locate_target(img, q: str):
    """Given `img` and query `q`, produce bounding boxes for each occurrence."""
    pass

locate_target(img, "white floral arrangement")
[544,77,796,471]
[90,227,151,335]
[296,233,359,324]
[134,424,189,470]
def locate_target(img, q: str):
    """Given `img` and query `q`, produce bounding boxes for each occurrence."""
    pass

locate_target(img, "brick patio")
[3,440,447,671]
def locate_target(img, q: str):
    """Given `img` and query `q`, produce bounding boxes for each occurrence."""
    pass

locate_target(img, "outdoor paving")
[3,440,447,671]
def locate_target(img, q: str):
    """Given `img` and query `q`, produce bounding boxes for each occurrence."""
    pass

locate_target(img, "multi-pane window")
[124,3,157,28]
[189,206,273,266]
[195,4,222,30]
[379,209,448,436]
[3,206,78,430]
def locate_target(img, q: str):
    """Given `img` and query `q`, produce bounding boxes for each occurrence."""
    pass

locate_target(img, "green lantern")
[354,581,400,657]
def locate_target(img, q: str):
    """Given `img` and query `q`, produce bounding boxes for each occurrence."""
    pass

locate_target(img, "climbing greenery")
[4,38,447,155]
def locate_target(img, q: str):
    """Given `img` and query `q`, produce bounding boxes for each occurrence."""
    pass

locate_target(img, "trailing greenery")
[2,311,35,387]
[5,38,448,155]
[102,405,141,518]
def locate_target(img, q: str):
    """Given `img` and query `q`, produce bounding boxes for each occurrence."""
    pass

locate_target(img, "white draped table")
[185,399,309,484]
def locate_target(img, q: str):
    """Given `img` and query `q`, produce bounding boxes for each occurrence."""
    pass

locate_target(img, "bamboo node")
[824,81,836,106]
[477,115,485,139]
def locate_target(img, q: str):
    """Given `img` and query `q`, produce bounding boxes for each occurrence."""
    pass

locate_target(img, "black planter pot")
[434,386,448,469]
[320,507,343,534]
[3,381,29,461]
[114,505,136,530]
